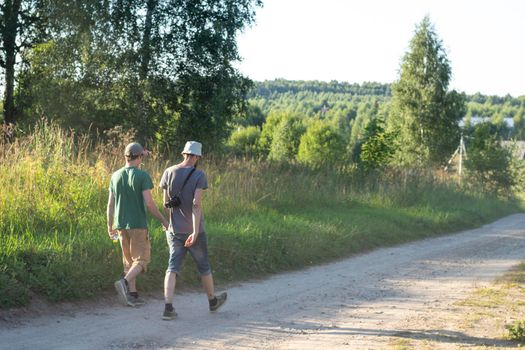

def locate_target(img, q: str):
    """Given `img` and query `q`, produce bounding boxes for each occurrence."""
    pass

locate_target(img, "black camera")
[164,195,181,209]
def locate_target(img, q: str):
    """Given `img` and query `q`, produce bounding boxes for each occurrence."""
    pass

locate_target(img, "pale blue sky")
[235,0,525,97]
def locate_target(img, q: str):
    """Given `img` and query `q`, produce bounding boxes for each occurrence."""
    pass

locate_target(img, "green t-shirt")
[109,166,154,230]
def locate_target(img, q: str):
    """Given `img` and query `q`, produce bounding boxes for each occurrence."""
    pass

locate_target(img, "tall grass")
[1,121,522,308]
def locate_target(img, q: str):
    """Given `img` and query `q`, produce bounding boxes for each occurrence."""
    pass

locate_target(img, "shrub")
[464,123,515,195]
[268,114,305,162]
[297,120,345,169]
[227,126,261,157]
[358,117,396,170]
[258,112,284,156]
[0,262,30,308]
[506,320,525,341]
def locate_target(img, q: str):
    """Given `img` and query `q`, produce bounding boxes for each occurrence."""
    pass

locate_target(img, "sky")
[235,0,525,97]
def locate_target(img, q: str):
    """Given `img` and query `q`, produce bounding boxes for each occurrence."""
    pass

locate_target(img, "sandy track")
[1,214,525,349]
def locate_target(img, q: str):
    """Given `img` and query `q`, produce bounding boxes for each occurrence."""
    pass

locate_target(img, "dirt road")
[2,214,525,349]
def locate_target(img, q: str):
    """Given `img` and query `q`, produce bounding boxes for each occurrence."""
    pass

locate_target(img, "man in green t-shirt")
[107,142,169,307]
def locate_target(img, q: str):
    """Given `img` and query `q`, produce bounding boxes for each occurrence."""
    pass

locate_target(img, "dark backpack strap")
[178,167,196,194]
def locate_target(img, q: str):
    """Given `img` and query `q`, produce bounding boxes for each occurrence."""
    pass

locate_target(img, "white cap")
[181,141,202,157]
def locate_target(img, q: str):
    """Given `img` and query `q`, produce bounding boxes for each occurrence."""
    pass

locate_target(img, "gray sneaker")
[162,308,178,320]
[209,292,227,312]
[114,279,136,307]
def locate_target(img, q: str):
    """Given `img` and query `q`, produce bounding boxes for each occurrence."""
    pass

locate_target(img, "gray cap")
[181,141,202,157]
[124,142,145,157]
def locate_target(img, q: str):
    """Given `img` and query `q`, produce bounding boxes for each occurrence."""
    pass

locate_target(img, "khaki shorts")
[118,229,151,273]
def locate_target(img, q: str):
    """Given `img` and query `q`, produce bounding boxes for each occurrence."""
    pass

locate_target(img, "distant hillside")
[244,79,525,140]
[248,79,524,105]
[247,79,391,99]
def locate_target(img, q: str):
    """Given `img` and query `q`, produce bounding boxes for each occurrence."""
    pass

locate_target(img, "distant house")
[461,116,519,142]
[501,141,525,160]
[460,116,514,128]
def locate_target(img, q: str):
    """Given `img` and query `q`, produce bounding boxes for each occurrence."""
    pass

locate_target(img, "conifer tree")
[388,16,466,166]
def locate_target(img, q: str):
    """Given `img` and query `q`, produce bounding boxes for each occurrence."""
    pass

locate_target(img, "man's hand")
[143,189,169,231]
[107,192,116,239]
[162,220,169,232]
[184,233,198,247]
[108,227,117,239]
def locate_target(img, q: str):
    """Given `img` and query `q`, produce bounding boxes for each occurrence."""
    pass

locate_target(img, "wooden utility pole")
[458,134,467,183]
[444,134,467,184]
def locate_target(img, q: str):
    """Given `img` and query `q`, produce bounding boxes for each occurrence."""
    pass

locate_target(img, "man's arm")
[163,189,170,218]
[107,192,116,238]
[143,189,169,231]
[185,188,203,247]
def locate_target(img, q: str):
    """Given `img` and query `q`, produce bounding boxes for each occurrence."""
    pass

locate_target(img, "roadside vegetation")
[1,122,523,309]
[2,9,525,312]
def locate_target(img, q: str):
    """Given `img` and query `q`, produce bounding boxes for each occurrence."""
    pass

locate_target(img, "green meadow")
[0,122,522,308]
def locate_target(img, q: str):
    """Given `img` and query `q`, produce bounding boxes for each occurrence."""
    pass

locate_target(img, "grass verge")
[0,122,523,308]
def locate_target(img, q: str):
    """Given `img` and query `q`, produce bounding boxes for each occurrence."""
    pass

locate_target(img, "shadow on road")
[258,321,521,348]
